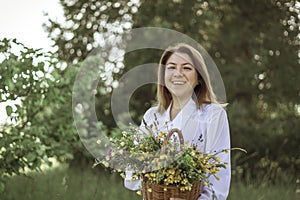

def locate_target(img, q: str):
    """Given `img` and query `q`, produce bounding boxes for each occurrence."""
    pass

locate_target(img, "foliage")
[0,0,298,192]
[44,0,139,64]
[97,121,228,194]
[0,39,58,176]
[0,38,109,191]
[125,0,300,178]
[46,1,300,177]
[44,0,140,131]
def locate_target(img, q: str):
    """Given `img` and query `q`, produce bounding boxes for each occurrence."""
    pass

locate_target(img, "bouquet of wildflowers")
[95,120,229,197]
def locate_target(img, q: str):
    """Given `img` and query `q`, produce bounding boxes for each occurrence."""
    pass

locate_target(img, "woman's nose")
[173,67,183,77]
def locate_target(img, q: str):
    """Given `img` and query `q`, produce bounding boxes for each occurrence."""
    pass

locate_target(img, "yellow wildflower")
[120,173,125,179]
[157,131,166,140]
[102,161,109,168]
[137,156,144,161]
[181,178,188,185]
[167,168,175,175]
[190,150,196,156]
[210,168,217,174]
[122,131,127,137]
[132,174,139,179]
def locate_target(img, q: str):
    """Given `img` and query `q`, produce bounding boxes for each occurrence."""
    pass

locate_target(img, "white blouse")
[124,98,231,200]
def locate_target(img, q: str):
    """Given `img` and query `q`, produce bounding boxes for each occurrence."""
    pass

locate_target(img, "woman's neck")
[172,95,191,110]
[170,96,191,120]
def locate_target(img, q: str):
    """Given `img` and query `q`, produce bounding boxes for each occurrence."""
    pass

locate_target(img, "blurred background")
[0,0,299,199]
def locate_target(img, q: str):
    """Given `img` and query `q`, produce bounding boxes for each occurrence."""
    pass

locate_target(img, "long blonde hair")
[157,43,218,113]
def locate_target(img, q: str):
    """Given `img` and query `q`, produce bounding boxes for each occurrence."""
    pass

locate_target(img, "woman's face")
[164,52,199,100]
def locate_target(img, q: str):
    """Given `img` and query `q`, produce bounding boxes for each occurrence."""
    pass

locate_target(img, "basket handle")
[160,128,184,154]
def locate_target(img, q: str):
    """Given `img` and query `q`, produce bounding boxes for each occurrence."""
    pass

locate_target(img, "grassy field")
[0,165,297,200]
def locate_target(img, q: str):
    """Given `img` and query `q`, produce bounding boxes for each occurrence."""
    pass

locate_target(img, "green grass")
[0,165,297,200]
[228,180,297,200]
[1,165,141,200]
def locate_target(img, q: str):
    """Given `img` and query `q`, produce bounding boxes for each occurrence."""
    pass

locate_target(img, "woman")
[125,43,231,200]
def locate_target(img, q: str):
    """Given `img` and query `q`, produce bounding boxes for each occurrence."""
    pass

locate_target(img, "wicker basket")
[141,128,201,200]
[142,181,201,200]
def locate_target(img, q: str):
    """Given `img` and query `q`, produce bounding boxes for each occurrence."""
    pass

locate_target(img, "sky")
[0,0,63,50]
[0,0,63,124]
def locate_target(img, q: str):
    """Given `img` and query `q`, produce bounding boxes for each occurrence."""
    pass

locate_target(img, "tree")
[44,0,139,64]
[45,0,143,130]
[0,39,109,192]
[45,0,300,180]
[131,0,300,178]
[0,38,75,176]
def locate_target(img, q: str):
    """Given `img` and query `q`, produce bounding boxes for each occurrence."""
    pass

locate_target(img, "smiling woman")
[157,43,218,114]
[164,52,200,120]
[125,43,231,200]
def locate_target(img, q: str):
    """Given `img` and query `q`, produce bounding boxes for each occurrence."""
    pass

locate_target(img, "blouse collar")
[165,98,197,128]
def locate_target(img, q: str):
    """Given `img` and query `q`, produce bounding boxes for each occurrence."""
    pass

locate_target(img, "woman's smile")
[171,80,187,85]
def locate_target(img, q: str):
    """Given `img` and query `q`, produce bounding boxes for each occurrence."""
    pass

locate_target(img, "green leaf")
[0,181,5,193]
[5,105,12,116]
[26,152,36,162]
[7,80,14,91]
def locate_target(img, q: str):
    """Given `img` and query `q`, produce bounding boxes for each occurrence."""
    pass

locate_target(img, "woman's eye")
[183,66,193,70]
[167,65,175,69]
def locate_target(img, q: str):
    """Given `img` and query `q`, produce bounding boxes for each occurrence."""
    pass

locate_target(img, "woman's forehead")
[166,52,193,65]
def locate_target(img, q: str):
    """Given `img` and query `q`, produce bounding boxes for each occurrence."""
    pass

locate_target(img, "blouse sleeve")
[124,170,141,190]
[198,105,231,200]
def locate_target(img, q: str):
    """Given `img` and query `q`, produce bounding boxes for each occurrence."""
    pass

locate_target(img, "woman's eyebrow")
[166,62,176,65]
[166,62,193,66]
[182,63,193,66]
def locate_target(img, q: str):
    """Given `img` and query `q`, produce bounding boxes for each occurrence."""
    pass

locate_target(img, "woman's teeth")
[172,81,186,85]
